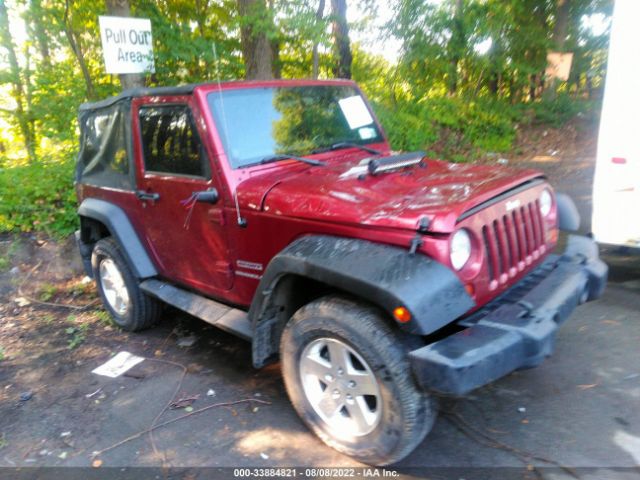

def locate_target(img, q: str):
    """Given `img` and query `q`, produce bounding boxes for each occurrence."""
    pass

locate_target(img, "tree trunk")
[63,0,96,100]
[105,0,145,89]
[24,44,36,159]
[237,0,275,80]
[447,0,464,95]
[529,74,537,101]
[29,0,51,68]
[266,0,281,78]
[553,0,570,51]
[487,29,503,97]
[194,0,211,79]
[546,0,570,100]
[312,0,326,79]
[0,0,37,162]
[330,0,351,79]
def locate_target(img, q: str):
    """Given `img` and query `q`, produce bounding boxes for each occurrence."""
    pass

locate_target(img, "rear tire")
[92,237,161,331]
[280,295,435,465]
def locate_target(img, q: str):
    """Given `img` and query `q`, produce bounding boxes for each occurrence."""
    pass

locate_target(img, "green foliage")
[66,315,89,350]
[39,283,58,302]
[372,96,517,159]
[373,102,438,152]
[394,0,611,102]
[0,0,612,235]
[93,309,112,326]
[0,148,78,237]
[272,86,361,154]
[526,94,598,127]
[0,347,4,361]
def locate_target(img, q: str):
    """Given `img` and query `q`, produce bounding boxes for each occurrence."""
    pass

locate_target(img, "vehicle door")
[132,97,233,295]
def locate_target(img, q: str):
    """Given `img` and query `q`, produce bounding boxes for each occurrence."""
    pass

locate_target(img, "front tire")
[92,237,161,331]
[280,295,435,465]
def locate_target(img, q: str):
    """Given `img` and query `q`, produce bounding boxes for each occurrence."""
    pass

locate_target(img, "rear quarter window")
[76,101,133,189]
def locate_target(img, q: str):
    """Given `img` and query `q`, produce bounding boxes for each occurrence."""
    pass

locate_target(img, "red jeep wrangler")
[75,79,607,465]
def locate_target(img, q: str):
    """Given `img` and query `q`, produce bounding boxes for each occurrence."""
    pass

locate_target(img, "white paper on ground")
[92,351,145,378]
[338,95,374,129]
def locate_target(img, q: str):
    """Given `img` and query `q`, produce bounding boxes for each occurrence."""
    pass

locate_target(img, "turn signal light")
[465,283,475,296]
[393,306,412,323]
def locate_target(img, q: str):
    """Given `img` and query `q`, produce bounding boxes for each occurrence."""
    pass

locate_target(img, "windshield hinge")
[409,234,423,255]
[417,216,430,233]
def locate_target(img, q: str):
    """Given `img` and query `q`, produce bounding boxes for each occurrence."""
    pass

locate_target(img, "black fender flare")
[77,198,157,279]
[249,235,475,367]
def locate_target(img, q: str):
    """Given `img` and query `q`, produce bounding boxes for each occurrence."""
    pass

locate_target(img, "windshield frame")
[203,80,387,170]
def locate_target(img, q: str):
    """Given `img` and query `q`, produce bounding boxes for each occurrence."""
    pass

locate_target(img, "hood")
[236,156,545,233]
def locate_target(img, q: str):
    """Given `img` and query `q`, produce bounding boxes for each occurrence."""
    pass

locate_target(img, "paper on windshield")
[338,95,374,129]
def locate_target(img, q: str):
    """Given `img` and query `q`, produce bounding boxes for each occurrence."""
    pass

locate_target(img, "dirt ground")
[1,119,639,479]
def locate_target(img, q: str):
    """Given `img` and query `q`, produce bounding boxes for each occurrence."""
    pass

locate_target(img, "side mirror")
[195,188,219,204]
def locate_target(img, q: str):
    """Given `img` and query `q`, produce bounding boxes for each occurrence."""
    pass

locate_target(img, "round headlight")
[539,189,553,217]
[450,229,472,271]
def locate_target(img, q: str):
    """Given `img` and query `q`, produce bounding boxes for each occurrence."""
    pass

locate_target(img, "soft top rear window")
[76,99,134,189]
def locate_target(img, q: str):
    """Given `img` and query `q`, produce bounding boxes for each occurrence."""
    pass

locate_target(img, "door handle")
[136,190,160,201]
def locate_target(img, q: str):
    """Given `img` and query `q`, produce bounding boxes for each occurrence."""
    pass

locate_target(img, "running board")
[140,279,252,340]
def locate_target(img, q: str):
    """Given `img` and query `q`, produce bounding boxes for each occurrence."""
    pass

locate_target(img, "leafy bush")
[526,94,598,127]
[0,149,78,238]
[373,102,439,152]
[372,96,518,160]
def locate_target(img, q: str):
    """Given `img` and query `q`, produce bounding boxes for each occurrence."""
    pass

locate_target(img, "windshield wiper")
[247,153,326,168]
[312,142,382,155]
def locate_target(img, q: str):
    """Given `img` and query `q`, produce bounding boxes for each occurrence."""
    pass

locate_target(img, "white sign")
[545,51,573,81]
[99,16,155,74]
[338,95,374,129]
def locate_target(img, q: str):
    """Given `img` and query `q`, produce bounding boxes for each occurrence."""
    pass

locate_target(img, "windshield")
[207,85,384,169]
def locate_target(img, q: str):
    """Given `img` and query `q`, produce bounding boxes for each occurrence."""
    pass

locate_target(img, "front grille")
[482,200,546,287]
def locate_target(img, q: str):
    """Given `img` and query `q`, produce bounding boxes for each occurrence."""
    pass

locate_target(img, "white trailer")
[591,0,640,248]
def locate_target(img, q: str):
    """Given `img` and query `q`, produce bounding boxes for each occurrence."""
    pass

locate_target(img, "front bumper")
[409,235,608,396]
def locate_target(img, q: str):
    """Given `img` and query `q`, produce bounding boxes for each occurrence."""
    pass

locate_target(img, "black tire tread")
[280,295,435,465]
[92,237,161,331]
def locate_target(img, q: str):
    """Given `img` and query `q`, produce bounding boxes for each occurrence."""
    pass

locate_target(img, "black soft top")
[79,84,200,111]
[76,83,206,189]
[79,79,356,111]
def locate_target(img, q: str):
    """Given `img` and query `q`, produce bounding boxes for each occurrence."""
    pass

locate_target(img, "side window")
[139,105,210,178]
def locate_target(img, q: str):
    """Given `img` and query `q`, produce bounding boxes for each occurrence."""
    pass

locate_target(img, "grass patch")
[39,283,59,302]
[65,314,90,349]
[93,309,113,326]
